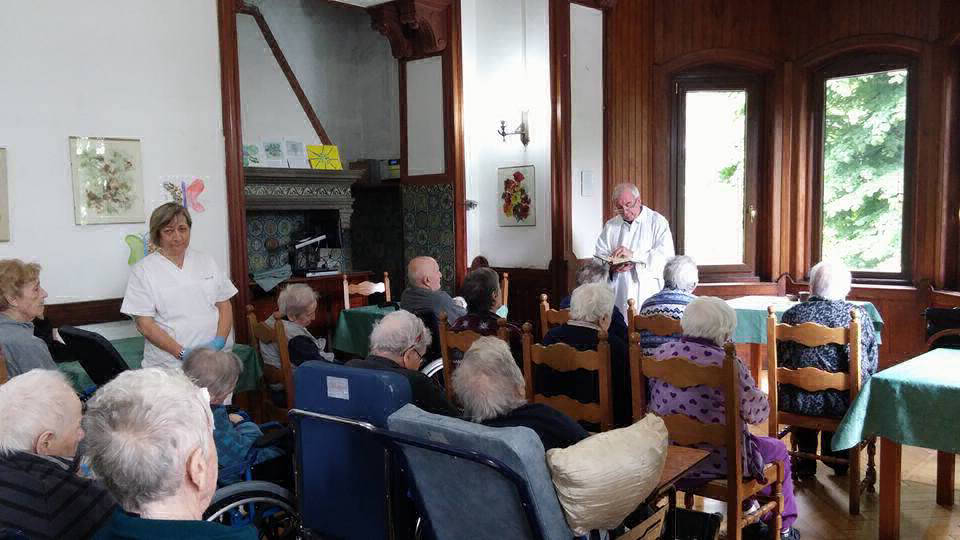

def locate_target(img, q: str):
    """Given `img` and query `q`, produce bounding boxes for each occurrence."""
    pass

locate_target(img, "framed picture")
[0,148,9,241]
[69,136,145,225]
[497,165,535,227]
[261,139,285,168]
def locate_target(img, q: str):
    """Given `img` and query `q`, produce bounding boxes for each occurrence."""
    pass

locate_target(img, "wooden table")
[648,445,711,506]
[832,348,960,540]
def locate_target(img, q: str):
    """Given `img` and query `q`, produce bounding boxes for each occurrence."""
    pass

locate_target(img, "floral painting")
[497,165,535,227]
[69,137,144,224]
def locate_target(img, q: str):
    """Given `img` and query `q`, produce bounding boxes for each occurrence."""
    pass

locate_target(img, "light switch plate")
[581,170,593,197]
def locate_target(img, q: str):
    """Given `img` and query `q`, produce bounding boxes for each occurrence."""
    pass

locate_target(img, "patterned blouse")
[451,311,523,359]
[777,297,879,419]
[650,338,768,480]
[638,287,696,355]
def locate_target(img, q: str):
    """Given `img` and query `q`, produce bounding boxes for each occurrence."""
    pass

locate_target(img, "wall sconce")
[497,111,530,147]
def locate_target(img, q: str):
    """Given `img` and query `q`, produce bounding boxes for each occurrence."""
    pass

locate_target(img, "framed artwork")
[497,165,535,227]
[243,144,262,167]
[261,139,285,167]
[0,148,8,241]
[69,137,145,225]
[283,138,308,168]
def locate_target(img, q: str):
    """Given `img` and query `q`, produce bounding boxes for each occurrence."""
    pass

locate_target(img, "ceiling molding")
[369,0,452,59]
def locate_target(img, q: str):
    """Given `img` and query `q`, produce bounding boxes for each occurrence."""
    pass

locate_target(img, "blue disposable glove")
[205,336,227,351]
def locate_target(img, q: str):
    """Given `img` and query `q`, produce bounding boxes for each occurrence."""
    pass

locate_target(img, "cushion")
[546,414,668,535]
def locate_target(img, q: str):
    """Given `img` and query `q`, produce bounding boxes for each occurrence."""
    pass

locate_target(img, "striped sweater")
[0,451,116,539]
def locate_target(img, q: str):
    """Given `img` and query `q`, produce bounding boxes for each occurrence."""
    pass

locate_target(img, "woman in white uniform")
[121,203,238,368]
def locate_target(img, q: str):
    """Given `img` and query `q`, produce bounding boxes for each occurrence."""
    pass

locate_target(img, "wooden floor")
[680,373,960,539]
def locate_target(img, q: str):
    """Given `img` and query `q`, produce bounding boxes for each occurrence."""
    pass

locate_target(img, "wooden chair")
[522,322,614,432]
[538,294,570,340]
[630,337,785,540]
[246,305,294,424]
[767,306,876,515]
[500,272,509,307]
[0,348,7,384]
[436,311,510,403]
[343,271,391,308]
[626,298,684,335]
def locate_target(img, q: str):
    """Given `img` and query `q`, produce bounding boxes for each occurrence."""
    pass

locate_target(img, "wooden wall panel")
[494,267,554,339]
[605,0,958,367]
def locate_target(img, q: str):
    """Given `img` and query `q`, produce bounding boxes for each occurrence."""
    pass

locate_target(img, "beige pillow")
[546,414,668,535]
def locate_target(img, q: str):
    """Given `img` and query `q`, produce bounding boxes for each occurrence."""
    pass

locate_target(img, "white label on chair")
[326,376,350,400]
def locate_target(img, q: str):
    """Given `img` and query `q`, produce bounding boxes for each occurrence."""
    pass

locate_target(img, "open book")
[595,254,644,266]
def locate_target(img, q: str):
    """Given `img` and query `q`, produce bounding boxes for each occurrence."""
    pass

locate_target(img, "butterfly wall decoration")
[124,232,154,265]
[162,177,206,213]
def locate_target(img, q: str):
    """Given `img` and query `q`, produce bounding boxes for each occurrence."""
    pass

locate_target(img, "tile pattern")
[402,184,456,294]
[247,212,348,273]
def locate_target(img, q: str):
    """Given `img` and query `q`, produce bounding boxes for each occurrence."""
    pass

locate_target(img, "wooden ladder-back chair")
[538,294,570,340]
[0,349,7,384]
[246,305,295,423]
[436,311,510,403]
[500,272,509,307]
[766,306,876,515]
[629,311,683,339]
[630,338,785,540]
[343,272,391,308]
[522,322,614,432]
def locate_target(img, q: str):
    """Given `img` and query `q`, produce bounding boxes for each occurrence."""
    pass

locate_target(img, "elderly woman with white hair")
[454,337,587,451]
[183,349,284,487]
[260,283,330,370]
[84,368,257,539]
[347,310,457,417]
[637,255,699,355]
[0,370,116,539]
[779,260,879,477]
[543,282,631,427]
[650,297,799,540]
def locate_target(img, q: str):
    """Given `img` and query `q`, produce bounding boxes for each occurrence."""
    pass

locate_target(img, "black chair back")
[413,309,442,361]
[58,326,128,386]
[924,307,960,350]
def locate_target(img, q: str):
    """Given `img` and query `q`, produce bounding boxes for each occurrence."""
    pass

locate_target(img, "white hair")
[277,283,317,319]
[182,349,242,400]
[369,310,432,356]
[82,368,214,513]
[0,369,76,456]
[453,337,526,422]
[664,255,699,292]
[681,297,737,346]
[611,183,640,200]
[575,261,609,286]
[569,282,615,324]
[809,260,852,301]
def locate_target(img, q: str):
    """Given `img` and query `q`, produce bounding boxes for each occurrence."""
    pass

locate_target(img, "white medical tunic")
[594,208,675,321]
[121,248,238,369]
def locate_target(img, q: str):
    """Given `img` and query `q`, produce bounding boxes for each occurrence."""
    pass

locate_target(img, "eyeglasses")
[615,200,637,212]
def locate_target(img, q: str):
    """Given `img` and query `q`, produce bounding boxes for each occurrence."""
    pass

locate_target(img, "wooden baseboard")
[44,298,125,327]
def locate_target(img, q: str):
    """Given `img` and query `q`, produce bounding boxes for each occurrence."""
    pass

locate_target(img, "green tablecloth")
[332,305,400,357]
[832,348,960,453]
[59,337,262,394]
[726,295,884,344]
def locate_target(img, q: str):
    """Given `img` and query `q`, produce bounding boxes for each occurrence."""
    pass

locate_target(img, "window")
[812,55,915,280]
[671,69,762,279]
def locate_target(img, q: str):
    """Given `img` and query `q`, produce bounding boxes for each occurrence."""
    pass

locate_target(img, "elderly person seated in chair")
[84,368,257,539]
[0,259,57,376]
[0,370,116,539]
[543,282,631,427]
[650,297,799,540]
[348,310,457,417]
[560,260,628,343]
[183,349,285,487]
[260,283,331,370]
[400,256,466,322]
[451,267,522,354]
[637,255,698,355]
[453,337,588,451]
[779,260,879,478]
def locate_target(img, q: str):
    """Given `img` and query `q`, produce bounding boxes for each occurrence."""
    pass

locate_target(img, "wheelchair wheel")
[205,480,297,540]
[420,358,445,389]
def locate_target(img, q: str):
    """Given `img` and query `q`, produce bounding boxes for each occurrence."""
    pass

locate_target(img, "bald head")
[408,256,443,291]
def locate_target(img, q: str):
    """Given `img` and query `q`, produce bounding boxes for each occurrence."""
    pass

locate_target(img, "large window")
[813,55,915,279]
[671,69,761,279]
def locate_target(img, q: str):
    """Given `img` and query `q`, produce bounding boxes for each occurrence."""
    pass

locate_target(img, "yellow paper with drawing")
[307,145,343,170]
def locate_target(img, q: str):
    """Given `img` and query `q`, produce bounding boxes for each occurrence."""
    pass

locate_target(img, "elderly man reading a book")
[594,183,675,320]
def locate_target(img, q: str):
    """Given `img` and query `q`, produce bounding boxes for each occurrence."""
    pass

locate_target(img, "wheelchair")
[204,421,298,539]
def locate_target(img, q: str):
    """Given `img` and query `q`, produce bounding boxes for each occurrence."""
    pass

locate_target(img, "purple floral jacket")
[649,337,768,480]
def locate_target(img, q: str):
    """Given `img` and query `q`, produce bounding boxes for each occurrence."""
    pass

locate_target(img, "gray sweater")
[399,286,466,322]
[0,314,57,377]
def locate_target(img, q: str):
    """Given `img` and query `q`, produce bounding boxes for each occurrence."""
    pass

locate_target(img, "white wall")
[0,0,228,304]
[570,4,604,258]
[462,0,552,269]
[406,57,446,176]
[244,0,400,163]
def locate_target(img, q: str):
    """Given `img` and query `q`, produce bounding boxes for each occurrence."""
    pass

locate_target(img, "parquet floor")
[680,372,960,539]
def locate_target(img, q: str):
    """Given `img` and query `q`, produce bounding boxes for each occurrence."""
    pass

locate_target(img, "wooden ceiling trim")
[369,0,452,59]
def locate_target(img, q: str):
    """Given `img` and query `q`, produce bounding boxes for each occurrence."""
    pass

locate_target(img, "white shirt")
[121,248,238,368]
[595,208,675,320]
